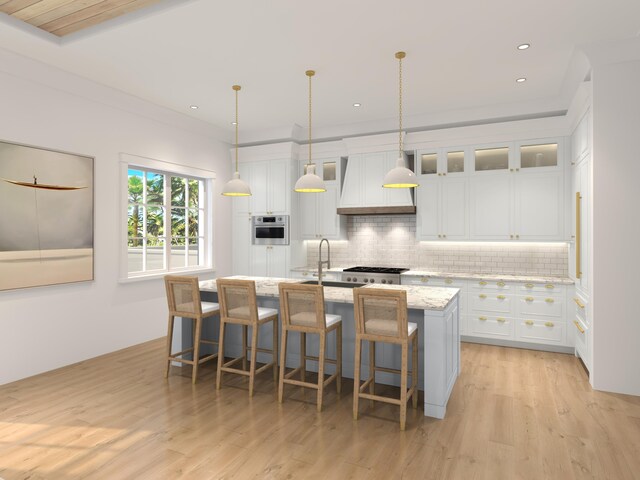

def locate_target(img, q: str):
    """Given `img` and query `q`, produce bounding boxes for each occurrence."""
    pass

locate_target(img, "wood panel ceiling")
[0,0,162,37]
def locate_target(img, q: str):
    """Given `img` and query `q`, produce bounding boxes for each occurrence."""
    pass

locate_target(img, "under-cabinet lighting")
[420,241,569,247]
[517,43,530,50]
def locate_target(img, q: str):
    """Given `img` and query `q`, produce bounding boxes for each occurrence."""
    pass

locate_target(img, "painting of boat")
[0,140,94,291]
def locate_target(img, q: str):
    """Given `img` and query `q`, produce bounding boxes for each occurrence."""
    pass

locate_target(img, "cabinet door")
[268,159,288,214]
[340,155,363,207]
[363,152,387,206]
[513,172,563,240]
[577,158,590,292]
[250,245,268,277]
[250,162,269,214]
[232,215,252,275]
[318,183,340,238]
[298,191,317,239]
[441,177,468,240]
[469,175,511,239]
[416,178,440,240]
[268,246,288,278]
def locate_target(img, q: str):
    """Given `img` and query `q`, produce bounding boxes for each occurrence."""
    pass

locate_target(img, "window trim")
[119,153,216,281]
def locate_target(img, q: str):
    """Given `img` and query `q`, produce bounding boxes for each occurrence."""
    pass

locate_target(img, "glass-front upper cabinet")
[302,158,339,182]
[516,140,561,171]
[444,149,466,175]
[418,148,468,176]
[474,146,510,173]
[420,152,438,175]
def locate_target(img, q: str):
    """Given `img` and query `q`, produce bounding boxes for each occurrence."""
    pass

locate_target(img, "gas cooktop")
[343,266,409,274]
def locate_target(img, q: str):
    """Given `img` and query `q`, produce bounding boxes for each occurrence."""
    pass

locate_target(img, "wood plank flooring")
[1,339,639,479]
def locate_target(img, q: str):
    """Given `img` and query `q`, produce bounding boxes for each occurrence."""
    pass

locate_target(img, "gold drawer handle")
[525,283,534,288]
[421,277,429,283]
[545,322,555,328]
[497,317,506,323]
[479,281,487,286]
[573,297,585,309]
[525,297,534,302]
[479,316,487,321]
[497,295,506,300]
[545,284,555,289]
[445,279,453,284]
[479,294,487,299]
[573,319,585,334]
[497,281,505,287]
[545,298,555,304]
[525,320,534,326]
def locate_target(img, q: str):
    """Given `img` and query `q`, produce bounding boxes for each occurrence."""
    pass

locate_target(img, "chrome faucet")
[317,238,331,286]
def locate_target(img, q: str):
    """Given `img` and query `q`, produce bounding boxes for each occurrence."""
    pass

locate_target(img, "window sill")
[118,267,216,284]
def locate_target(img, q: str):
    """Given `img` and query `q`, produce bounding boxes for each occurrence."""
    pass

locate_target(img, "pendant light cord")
[307,70,314,167]
[235,86,239,173]
[397,52,404,159]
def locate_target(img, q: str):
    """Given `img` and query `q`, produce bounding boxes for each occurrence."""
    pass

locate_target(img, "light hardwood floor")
[1,339,639,479]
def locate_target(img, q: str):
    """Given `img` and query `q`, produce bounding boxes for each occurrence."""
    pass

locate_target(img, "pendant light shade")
[222,85,252,197]
[295,70,326,193]
[383,51,419,189]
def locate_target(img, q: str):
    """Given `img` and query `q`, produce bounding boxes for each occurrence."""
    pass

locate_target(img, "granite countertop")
[200,276,458,311]
[400,270,574,285]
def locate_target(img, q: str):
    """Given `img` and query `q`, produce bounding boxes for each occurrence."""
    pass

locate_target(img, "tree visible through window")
[127,168,206,275]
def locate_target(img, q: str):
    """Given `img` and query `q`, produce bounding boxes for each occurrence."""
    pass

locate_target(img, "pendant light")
[222,85,252,196]
[383,51,419,189]
[294,70,326,193]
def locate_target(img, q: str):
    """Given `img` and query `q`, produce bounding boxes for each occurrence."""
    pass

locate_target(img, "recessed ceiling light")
[517,43,530,50]
[516,77,527,83]
[189,105,198,109]
[353,103,362,107]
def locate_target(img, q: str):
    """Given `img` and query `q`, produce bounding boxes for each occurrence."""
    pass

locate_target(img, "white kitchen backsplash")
[306,215,569,277]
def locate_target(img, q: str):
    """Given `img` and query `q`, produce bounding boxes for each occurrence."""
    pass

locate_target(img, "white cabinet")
[339,151,414,209]
[513,171,564,240]
[571,155,590,294]
[417,177,468,240]
[297,159,346,240]
[232,159,291,216]
[572,110,590,164]
[251,245,288,278]
[231,213,252,275]
[469,174,512,240]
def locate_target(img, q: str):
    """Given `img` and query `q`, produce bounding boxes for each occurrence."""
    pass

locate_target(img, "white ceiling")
[1,0,639,142]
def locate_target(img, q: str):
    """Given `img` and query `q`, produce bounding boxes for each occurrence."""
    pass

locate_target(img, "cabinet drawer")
[470,293,513,315]
[518,282,565,295]
[517,296,564,318]
[401,275,432,286]
[516,318,565,344]
[469,315,514,339]
[572,294,588,326]
[573,317,590,370]
[470,280,512,292]
[430,278,463,288]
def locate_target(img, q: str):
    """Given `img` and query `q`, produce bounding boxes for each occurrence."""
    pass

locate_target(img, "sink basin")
[300,280,366,289]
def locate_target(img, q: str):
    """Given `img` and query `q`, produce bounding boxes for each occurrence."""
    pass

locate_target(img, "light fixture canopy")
[222,85,252,197]
[295,70,326,193]
[383,51,419,189]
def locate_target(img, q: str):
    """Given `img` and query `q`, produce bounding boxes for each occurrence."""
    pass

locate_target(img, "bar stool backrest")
[217,278,259,324]
[279,283,326,330]
[353,288,408,339]
[165,275,202,317]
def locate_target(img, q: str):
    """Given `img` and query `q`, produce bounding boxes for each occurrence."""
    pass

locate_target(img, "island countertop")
[199,276,459,311]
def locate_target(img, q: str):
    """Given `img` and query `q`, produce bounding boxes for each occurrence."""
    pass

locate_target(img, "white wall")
[0,49,232,385]
[591,58,640,396]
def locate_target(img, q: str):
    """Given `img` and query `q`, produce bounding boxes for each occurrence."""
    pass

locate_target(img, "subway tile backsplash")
[306,215,569,277]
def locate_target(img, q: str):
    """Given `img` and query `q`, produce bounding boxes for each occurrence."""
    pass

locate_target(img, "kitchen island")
[191,276,459,418]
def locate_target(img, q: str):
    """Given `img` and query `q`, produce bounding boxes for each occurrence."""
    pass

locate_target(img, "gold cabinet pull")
[497,281,506,287]
[545,322,555,328]
[479,294,487,299]
[445,279,453,284]
[545,284,555,289]
[573,297,585,309]
[525,320,534,326]
[576,192,582,279]
[421,277,429,283]
[479,281,487,286]
[573,319,585,334]
[497,295,506,300]
[545,298,555,304]
[479,316,487,321]
[525,283,534,288]
[525,296,534,302]
[497,317,506,323]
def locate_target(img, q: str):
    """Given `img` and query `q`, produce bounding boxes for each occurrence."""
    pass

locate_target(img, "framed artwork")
[0,140,94,291]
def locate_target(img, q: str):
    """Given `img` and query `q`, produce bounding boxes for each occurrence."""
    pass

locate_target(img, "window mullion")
[165,173,170,272]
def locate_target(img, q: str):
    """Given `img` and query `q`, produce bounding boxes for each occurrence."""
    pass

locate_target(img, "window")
[121,154,214,279]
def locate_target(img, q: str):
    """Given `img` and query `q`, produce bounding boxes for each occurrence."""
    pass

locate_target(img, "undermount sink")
[300,280,366,289]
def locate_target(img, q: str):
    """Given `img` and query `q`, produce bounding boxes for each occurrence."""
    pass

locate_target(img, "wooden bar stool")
[352,288,418,430]
[278,283,342,412]
[164,275,219,384]
[216,279,278,396]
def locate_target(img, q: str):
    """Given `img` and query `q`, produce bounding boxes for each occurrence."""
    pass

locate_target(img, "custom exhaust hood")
[336,153,416,215]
